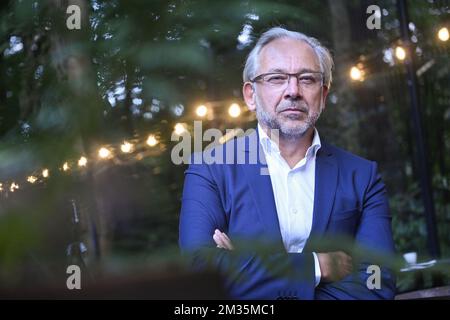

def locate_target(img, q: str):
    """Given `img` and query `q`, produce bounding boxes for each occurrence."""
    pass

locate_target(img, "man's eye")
[299,76,316,84]
[267,75,288,82]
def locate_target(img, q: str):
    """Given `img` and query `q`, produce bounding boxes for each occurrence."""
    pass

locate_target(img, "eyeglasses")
[250,72,324,91]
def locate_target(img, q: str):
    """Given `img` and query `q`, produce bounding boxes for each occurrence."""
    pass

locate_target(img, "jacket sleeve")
[315,161,397,300]
[179,161,316,300]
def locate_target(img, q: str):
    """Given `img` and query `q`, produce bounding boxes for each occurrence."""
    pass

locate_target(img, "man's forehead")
[258,38,320,70]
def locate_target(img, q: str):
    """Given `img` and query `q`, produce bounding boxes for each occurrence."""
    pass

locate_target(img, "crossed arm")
[180,163,318,299]
[180,162,396,299]
[213,229,353,284]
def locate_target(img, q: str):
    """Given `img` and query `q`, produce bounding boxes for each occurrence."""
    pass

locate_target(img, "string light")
[174,123,187,135]
[146,134,158,147]
[395,46,406,61]
[78,156,88,167]
[1,131,164,196]
[1,18,446,200]
[438,27,449,42]
[350,66,362,81]
[1,106,251,197]
[228,103,241,118]
[195,105,208,117]
[63,162,70,171]
[27,176,37,184]
[10,182,19,192]
[98,147,112,159]
[121,141,134,153]
[350,64,365,82]
[42,169,49,178]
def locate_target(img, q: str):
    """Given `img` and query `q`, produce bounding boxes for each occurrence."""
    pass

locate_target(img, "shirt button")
[291,208,298,214]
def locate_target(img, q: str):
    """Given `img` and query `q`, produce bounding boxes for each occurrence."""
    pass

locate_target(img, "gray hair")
[243,27,334,89]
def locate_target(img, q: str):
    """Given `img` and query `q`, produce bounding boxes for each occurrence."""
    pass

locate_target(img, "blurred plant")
[0,0,448,296]
[0,0,315,289]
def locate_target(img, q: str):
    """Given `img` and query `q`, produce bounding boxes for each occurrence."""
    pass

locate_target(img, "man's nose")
[284,75,303,100]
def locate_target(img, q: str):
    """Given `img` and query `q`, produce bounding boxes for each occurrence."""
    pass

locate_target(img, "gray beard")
[255,96,322,140]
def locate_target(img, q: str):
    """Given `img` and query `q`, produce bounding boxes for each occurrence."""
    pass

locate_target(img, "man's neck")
[261,125,315,169]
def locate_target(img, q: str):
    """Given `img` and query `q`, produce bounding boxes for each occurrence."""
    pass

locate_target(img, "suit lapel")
[239,131,284,249]
[308,143,338,240]
[238,132,338,251]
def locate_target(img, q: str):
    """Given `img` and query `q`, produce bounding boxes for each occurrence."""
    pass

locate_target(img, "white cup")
[403,252,417,265]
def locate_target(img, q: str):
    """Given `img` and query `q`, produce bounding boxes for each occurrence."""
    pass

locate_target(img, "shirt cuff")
[312,252,321,287]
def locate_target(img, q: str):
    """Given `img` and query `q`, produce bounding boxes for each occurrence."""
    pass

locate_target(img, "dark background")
[0,0,448,295]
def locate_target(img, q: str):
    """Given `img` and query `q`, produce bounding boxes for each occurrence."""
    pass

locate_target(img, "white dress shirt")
[258,124,322,286]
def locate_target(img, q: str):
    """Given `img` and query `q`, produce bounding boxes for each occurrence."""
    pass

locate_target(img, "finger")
[339,251,352,260]
[221,232,232,242]
[341,257,352,269]
[213,233,226,248]
[343,260,353,272]
[213,233,221,247]
[338,252,352,265]
[214,229,234,250]
[214,236,226,249]
[344,262,353,275]
[214,230,230,249]
[219,232,234,250]
[337,251,351,258]
[216,232,231,250]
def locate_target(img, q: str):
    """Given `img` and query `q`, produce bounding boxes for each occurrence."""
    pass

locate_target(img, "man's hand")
[213,231,352,283]
[213,229,234,250]
[317,251,353,283]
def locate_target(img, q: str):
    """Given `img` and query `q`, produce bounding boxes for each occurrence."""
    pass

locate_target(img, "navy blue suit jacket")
[179,129,396,299]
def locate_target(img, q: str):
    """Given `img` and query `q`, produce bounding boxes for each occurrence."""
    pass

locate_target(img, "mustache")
[276,102,309,113]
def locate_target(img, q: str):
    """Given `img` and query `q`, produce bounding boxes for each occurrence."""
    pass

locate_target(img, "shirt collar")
[258,123,322,160]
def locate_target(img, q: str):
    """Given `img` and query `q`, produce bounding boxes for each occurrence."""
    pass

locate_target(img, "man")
[179,27,396,299]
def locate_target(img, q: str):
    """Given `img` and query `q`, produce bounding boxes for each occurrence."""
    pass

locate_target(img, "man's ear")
[243,82,256,112]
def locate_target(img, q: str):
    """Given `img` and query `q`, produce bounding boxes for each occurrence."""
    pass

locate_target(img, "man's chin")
[279,125,310,138]
[279,119,308,130]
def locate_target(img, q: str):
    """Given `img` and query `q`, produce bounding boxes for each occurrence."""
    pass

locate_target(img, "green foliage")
[390,183,427,254]
[0,0,449,294]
